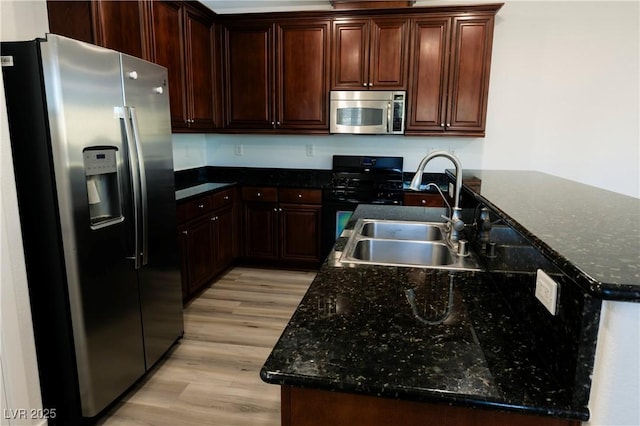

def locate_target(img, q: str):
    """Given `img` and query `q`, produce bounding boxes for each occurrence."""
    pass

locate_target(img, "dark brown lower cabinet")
[178,218,214,301]
[242,187,322,267]
[177,187,238,304]
[281,386,581,426]
[403,192,447,207]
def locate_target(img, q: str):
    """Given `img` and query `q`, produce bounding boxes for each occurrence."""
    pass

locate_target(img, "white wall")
[0,1,49,425]
[587,301,640,426]
[174,1,640,198]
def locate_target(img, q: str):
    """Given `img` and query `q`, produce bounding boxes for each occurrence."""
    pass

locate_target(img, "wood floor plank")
[97,267,315,426]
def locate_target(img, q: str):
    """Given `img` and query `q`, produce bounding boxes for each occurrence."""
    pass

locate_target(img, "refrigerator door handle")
[129,107,148,266]
[119,106,142,269]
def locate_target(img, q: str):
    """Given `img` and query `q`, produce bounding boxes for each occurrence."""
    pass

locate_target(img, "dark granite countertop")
[462,170,640,301]
[174,166,332,191]
[261,204,598,421]
[175,182,237,201]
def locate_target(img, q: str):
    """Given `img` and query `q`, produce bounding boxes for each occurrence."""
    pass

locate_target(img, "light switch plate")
[535,269,558,315]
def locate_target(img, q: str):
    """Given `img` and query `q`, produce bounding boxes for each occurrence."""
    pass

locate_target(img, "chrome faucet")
[409,151,465,244]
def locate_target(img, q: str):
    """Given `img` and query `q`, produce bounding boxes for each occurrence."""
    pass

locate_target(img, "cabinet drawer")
[213,187,236,209]
[403,193,446,207]
[278,188,322,204]
[242,186,277,202]
[180,194,214,222]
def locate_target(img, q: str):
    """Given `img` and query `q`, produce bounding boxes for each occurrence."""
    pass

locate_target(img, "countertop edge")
[260,369,590,422]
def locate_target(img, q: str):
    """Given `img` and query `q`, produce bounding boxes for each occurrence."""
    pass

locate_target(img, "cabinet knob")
[257,192,261,197]
[421,199,426,205]
[369,83,373,87]
[273,207,278,212]
[279,208,282,212]
[224,196,229,200]
[363,83,367,87]
[198,204,204,209]
[182,230,188,235]
[128,71,138,80]
[297,194,302,198]
[447,123,451,127]
[440,123,445,127]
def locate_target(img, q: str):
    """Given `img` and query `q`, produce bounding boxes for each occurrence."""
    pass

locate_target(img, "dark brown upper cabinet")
[223,19,331,132]
[46,0,150,59]
[149,1,219,132]
[406,14,496,136]
[332,17,410,90]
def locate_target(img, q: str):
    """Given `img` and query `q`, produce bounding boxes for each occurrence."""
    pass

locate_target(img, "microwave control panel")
[391,93,405,133]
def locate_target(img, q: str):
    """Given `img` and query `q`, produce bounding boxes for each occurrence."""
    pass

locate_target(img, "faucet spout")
[410,151,465,243]
[409,150,463,209]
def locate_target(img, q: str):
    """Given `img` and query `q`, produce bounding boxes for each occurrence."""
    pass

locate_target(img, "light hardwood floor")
[97,267,315,426]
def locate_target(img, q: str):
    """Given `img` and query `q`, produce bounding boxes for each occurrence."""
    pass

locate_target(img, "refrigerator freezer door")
[120,54,184,368]
[39,35,146,417]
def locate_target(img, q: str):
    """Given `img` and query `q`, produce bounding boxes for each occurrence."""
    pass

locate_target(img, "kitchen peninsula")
[260,170,639,425]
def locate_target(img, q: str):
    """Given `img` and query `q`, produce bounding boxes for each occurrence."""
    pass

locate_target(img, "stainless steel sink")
[350,239,453,267]
[358,220,445,241]
[338,219,482,271]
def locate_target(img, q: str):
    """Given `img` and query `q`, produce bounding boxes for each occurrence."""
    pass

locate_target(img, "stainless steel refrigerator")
[2,34,183,423]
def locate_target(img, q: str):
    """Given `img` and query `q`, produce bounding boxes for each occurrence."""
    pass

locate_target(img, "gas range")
[323,155,404,205]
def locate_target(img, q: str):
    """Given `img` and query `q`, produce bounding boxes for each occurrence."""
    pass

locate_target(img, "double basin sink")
[339,219,482,271]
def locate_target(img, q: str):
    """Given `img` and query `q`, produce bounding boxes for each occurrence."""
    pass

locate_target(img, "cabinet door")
[183,218,214,297]
[150,1,187,129]
[184,7,216,130]
[212,207,235,273]
[276,20,330,129]
[46,0,148,59]
[224,22,274,128]
[243,203,278,260]
[279,204,322,263]
[369,17,410,90]
[93,1,148,58]
[177,225,189,303]
[446,16,494,133]
[331,19,369,89]
[406,17,451,132]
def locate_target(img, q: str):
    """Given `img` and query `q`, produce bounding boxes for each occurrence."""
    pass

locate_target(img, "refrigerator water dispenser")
[83,148,123,228]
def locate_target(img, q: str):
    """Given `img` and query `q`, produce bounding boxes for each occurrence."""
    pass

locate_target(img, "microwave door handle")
[387,102,392,133]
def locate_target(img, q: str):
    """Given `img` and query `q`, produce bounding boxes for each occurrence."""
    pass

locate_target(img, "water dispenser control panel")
[83,147,122,228]
[83,149,117,175]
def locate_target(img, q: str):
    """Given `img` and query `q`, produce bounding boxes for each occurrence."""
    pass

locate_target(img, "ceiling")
[201,0,486,15]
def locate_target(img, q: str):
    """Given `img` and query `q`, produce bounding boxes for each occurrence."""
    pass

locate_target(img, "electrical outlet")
[535,269,559,315]
[306,144,314,157]
[234,144,244,156]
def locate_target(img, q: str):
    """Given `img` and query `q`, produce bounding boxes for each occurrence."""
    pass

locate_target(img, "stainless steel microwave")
[330,90,406,135]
